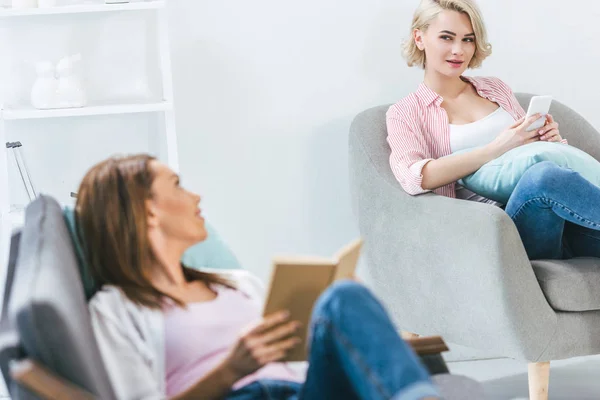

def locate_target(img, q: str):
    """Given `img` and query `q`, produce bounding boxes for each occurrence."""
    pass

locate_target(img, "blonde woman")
[388,0,600,260]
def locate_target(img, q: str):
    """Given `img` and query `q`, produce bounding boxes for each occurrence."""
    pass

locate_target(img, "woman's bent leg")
[505,161,600,259]
[299,280,440,400]
[563,222,600,258]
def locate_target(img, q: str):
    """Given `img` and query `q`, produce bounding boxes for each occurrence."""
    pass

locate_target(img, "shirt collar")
[415,81,442,107]
[464,76,490,97]
[415,76,489,107]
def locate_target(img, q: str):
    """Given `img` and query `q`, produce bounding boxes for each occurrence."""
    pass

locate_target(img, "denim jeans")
[226,281,440,400]
[505,161,600,259]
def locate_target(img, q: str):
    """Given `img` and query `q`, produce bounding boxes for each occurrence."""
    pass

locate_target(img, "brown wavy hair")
[75,154,233,309]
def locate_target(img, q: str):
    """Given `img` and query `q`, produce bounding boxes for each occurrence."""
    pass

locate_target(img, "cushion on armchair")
[457,141,600,203]
[63,207,242,300]
[531,258,600,312]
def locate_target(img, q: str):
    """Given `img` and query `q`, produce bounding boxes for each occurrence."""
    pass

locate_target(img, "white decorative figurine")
[31,61,59,110]
[30,55,87,110]
[56,54,86,108]
[38,0,57,7]
[12,0,37,9]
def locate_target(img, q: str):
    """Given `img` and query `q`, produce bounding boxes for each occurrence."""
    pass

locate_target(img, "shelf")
[2,101,172,120]
[0,1,165,17]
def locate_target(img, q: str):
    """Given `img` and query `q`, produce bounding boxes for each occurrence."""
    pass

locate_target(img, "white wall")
[168,0,412,281]
[168,0,600,281]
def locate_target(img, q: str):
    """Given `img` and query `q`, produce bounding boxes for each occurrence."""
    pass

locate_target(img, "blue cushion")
[63,207,241,299]
[181,224,241,270]
[457,142,600,204]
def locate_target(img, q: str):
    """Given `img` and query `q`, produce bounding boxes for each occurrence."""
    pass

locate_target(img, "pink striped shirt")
[386,76,565,198]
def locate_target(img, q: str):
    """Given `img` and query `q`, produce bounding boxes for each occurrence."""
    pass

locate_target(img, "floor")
[449,355,600,399]
[0,356,600,399]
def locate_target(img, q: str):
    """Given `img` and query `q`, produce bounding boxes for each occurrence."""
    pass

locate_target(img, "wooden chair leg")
[528,361,550,400]
[401,331,419,340]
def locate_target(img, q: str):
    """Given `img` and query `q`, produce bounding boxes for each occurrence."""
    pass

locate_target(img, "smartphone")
[525,95,553,132]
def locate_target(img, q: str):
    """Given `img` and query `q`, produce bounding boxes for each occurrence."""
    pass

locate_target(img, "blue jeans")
[226,281,440,400]
[506,161,600,259]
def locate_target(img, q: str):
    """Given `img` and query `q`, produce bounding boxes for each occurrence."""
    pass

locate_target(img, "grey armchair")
[349,93,600,400]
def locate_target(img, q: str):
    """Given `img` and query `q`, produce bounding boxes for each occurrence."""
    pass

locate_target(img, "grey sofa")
[349,93,600,399]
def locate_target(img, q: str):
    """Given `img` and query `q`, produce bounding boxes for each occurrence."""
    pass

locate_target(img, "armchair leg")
[401,331,419,340]
[528,361,550,400]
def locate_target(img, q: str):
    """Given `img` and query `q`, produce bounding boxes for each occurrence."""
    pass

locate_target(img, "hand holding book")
[262,239,363,361]
[220,310,302,383]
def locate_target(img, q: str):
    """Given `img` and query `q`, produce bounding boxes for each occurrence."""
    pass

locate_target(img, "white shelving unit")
[0,0,166,17]
[0,0,179,229]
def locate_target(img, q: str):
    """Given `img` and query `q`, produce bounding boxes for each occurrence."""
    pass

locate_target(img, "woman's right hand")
[220,310,301,383]
[488,113,544,158]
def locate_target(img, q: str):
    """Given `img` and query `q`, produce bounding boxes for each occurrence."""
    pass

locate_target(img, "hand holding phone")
[489,112,548,158]
[524,95,553,132]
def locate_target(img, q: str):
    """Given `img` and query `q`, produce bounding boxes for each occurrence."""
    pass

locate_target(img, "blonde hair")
[403,0,492,69]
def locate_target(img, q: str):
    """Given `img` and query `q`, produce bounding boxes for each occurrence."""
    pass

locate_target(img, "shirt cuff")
[405,159,434,195]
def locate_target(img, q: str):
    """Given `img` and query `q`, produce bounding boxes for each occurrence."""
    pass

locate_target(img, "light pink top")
[385,76,567,197]
[164,285,303,397]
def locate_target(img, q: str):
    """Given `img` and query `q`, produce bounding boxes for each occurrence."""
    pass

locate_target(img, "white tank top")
[449,107,516,206]
[449,107,515,153]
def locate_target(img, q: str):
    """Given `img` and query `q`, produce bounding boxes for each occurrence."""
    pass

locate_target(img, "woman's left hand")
[538,114,562,142]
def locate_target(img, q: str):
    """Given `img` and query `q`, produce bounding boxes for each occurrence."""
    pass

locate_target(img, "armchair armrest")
[350,147,557,361]
[406,335,449,356]
[406,336,450,376]
[10,359,97,400]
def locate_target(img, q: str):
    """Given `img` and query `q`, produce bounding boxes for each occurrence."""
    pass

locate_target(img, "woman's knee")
[312,280,369,320]
[518,161,574,194]
[523,161,571,184]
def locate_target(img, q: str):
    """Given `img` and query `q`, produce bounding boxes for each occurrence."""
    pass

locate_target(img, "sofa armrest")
[351,156,557,361]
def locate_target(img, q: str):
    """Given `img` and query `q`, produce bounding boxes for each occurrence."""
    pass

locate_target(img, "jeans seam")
[509,197,549,220]
[313,316,393,400]
[509,197,600,228]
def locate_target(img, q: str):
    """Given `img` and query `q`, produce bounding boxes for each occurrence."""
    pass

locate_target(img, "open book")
[262,238,363,362]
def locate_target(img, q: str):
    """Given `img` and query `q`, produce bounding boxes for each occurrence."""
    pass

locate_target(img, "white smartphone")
[525,95,553,132]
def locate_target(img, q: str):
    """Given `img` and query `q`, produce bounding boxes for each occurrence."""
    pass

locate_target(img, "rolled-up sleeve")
[386,108,433,195]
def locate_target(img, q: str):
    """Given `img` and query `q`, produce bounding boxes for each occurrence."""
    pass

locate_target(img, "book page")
[261,238,363,361]
[332,238,362,281]
[262,263,336,361]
